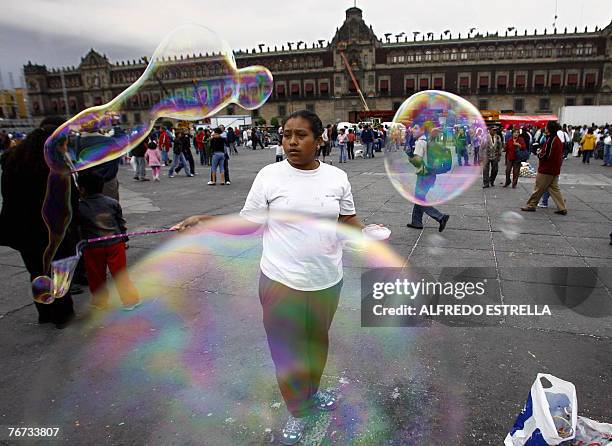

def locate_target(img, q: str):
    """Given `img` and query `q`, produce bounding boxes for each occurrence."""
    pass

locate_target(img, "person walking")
[337,128,348,163]
[455,127,469,166]
[361,125,374,159]
[521,121,568,215]
[131,139,149,181]
[405,125,450,232]
[168,131,193,178]
[195,128,206,166]
[580,128,596,164]
[347,129,356,160]
[145,140,162,181]
[482,127,502,188]
[175,110,365,445]
[158,126,172,166]
[503,130,525,188]
[602,133,612,167]
[208,128,226,185]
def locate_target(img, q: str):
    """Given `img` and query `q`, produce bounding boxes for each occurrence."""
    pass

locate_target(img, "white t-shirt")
[274,145,284,156]
[240,160,356,291]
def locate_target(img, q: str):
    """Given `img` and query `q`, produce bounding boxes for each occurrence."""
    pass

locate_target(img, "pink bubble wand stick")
[32,228,178,304]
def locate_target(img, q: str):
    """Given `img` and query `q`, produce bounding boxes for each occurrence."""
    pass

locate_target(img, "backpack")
[516,147,530,162]
[426,139,452,174]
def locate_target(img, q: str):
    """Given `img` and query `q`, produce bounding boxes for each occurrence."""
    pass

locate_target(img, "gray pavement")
[0,145,611,445]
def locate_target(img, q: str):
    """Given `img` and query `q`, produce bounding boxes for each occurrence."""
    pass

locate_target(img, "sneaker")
[225,181,231,185]
[133,176,139,180]
[169,175,175,178]
[537,202,548,208]
[281,416,307,446]
[122,301,142,311]
[187,174,194,177]
[438,214,450,233]
[406,223,424,230]
[207,181,215,185]
[90,301,109,311]
[314,389,338,411]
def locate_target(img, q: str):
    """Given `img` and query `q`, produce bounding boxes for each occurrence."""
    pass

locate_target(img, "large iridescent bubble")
[40,24,273,275]
[384,91,485,206]
[23,214,473,445]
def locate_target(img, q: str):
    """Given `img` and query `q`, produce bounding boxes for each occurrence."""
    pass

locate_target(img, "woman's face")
[282,117,321,168]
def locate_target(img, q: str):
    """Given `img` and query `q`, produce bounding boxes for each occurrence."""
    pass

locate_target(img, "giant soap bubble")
[40,24,273,275]
[384,91,485,206]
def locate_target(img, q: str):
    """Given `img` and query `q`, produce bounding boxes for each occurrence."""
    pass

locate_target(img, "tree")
[256,117,267,126]
[270,116,280,128]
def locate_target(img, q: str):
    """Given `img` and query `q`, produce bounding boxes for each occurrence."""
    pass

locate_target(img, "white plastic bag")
[567,416,612,445]
[505,373,577,446]
[129,156,137,172]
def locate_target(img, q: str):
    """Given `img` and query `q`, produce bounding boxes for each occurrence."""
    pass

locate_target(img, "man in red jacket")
[503,129,524,188]
[521,121,567,214]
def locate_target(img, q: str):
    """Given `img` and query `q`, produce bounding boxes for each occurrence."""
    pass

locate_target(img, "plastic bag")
[563,416,612,446]
[129,156,137,172]
[505,373,577,446]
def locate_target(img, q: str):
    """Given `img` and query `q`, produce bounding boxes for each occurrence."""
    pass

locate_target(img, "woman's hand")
[172,215,208,232]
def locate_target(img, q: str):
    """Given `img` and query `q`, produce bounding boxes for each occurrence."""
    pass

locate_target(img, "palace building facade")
[24,7,612,126]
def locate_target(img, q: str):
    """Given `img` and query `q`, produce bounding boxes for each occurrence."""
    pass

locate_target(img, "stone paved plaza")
[0,145,610,445]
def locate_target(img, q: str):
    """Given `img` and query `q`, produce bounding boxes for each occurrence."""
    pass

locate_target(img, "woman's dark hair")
[284,110,323,137]
[0,115,65,176]
[213,127,222,134]
[545,120,561,134]
[78,171,104,195]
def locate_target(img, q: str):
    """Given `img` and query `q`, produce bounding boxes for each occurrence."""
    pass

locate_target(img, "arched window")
[460,48,468,60]
[576,44,584,56]
[425,50,432,61]
[451,48,458,60]
[442,49,449,61]
[536,45,544,57]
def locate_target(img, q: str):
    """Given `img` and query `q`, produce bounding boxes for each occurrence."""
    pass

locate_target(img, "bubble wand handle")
[82,228,178,248]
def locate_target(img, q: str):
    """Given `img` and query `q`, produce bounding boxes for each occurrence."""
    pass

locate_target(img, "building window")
[583,97,594,105]
[514,98,525,112]
[478,75,489,91]
[134,112,141,123]
[425,50,432,61]
[567,73,578,87]
[290,83,300,97]
[276,83,286,98]
[94,96,103,106]
[407,53,415,62]
[459,76,470,93]
[497,75,508,91]
[584,44,594,56]
[419,78,429,91]
[551,74,562,89]
[305,103,315,112]
[442,49,449,61]
[278,105,286,116]
[405,78,415,93]
[121,114,128,124]
[576,44,584,56]
[433,77,443,89]
[379,79,389,95]
[478,99,489,110]
[515,74,526,90]
[539,98,550,111]
[460,49,468,60]
[393,101,402,111]
[585,73,596,88]
[415,52,422,62]
[319,82,329,95]
[305,82,315,97]
[565,97,576,106]
[450,49,457,60]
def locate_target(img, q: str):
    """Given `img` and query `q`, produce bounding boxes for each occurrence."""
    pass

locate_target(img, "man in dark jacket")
[521,121,567,214]
[168,131,193,177]
[361,125,374,158]
[130,140,149,181]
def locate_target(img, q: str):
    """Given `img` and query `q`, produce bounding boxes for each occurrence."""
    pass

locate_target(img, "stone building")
[24,7,612,126]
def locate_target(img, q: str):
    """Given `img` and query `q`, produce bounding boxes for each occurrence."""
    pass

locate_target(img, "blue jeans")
[457,149,469,165]
[365,142,373,158]
[411,174,444,226]
[541,191,550,206]
[211,152,225,174]
[161,150,168,164]
[604,144,612,165]
[168,153,191,176]
[339,144,347,162]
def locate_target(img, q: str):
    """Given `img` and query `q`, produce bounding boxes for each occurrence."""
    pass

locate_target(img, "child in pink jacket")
[145,141,162,181]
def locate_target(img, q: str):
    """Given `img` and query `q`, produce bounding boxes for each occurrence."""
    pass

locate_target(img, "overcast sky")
[1,0,610,87]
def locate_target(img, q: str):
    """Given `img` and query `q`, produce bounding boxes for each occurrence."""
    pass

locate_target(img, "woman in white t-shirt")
[175,110,363,445]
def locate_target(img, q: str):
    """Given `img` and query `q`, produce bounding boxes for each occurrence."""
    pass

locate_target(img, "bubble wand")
[32,228,178,304]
